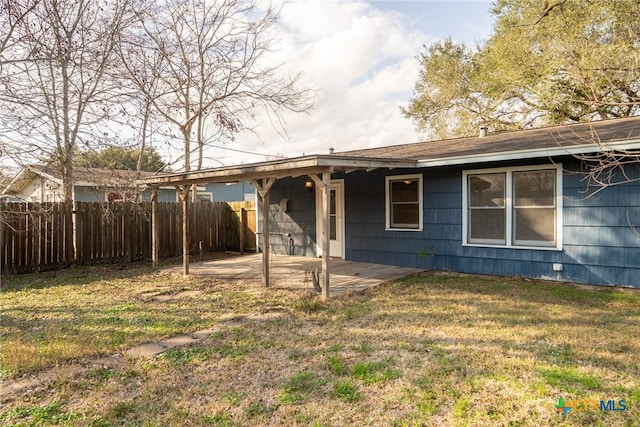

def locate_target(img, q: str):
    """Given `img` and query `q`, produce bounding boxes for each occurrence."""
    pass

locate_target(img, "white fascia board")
[27,166,63,185]
[417,139,640,168]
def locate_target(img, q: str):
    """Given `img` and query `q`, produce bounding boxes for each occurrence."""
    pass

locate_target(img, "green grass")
[160,346,214,366]
[2,265,640,426]
[0,403,81,425]
[350,357,401,385]
[0,264,281,377]
[243,400,278,418]
[332,380,362,403]
[279,370,327,404]
[538,366,602,392]
[326,354,347,375]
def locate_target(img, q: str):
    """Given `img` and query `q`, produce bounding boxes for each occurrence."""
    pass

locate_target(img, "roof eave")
[138,155,417,186]
[416,139,640,167]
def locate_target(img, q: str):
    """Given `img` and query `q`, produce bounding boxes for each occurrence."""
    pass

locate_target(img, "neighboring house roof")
[341,115,640,166]
[2,165,159,196]
[140,116,640,187]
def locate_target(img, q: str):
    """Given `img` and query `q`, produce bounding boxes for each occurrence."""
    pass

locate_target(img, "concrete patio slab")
[165,254,422,298]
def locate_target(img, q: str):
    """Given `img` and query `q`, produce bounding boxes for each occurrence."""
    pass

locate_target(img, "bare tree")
[0,0,138,261]
[0,0,40,60]
[120,0,311,274]
[569,127,640,195]
[122,0,312,175]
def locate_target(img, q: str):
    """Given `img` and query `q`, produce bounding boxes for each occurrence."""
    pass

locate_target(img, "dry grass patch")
[1,267,640,426]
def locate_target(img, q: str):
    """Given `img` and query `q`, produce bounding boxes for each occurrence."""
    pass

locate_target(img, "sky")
[200,0,495,167]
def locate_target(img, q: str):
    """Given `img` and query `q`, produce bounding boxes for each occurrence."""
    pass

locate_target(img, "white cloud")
[207,0,438,166]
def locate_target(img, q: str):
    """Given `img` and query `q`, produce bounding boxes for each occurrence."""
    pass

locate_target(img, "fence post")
[152,188,159,269]
[0,200,3,283]
[240,207,245,255]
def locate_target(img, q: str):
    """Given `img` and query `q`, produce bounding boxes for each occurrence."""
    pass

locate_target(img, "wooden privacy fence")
[0,203,73,275]
[0,201,256,275]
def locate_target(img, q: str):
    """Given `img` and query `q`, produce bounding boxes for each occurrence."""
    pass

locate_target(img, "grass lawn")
[1,261,639,426]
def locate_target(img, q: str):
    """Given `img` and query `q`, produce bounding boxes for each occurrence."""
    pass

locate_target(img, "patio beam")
[138,155,417,187]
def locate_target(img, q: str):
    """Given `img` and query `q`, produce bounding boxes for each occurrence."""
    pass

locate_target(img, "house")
[141,116,640,290]
[2,165,255,203]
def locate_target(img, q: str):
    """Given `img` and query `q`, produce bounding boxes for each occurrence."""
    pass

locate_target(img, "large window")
[385,174,423,231]
[463,165,562,249]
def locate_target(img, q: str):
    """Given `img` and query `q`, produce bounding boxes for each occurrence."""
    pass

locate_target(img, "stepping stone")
[191,328,219,340]
[125,343,166,359]
[153,295,176,303]
[173,290,201,299]
[159,335,198,349]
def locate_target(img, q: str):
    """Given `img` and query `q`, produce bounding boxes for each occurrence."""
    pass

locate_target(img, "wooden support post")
[181,184,191,277]
[262,189,270,287]
[251,178,277,288]
[309,171,333,300]
[151,187,159,270]
[0,199,3,286]
[321,172,331,300]
[240,207,245,255]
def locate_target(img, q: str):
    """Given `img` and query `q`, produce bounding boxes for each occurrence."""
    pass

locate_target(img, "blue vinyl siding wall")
[74,182,252,203]
[154,182,254,202]
[74,186,108,202]
[75,187,178,202]
[346,168,428,267]
[562,161,640,286]
[259,176,318,257]
[265,159,640,288]
[204,181,255,202]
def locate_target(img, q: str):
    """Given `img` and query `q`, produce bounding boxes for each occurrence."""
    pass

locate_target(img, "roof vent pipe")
[329,147,335,154]
[479,127,488,138]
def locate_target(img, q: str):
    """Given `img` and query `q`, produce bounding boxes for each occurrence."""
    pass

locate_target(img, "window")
[463,165,562,249]
[385,174,423,231]
[196,192,212,202]
[107,191,136,202]
[468,173,506,244]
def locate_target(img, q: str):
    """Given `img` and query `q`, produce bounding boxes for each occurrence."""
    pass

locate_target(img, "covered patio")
[139,154,417,300]
[165,254,422,298]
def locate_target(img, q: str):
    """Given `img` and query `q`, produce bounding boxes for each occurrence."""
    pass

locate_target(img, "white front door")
[316,180,344,258]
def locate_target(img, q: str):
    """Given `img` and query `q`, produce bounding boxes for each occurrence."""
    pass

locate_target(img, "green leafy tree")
[403,0,640,139]
[75,146,167,172]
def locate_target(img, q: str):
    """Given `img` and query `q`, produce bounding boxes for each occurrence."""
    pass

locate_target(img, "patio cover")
[138,154,417,300]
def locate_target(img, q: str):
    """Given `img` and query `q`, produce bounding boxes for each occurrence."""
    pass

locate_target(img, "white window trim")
[462,164,563,251]
[385,173,423,232]
[197,191,213,201]
[174,190,214,202]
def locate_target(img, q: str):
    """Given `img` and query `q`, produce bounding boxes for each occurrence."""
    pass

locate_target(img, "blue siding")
[259,176,317,256]
[73,184,249,203]
[74,187,107,202]
[560,159,640,286]
[204,181,255,202]
[156,188,177,202]
[148,182,254,202]
[264,159,640,288]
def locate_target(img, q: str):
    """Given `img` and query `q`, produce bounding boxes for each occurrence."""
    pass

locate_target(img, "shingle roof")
[339,116,640,162]
[2,165,160,195]
[28,165,158,186]
[139,117,640,187]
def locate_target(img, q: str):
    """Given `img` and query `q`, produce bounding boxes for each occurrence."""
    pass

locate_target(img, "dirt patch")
[0,354,124,404]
